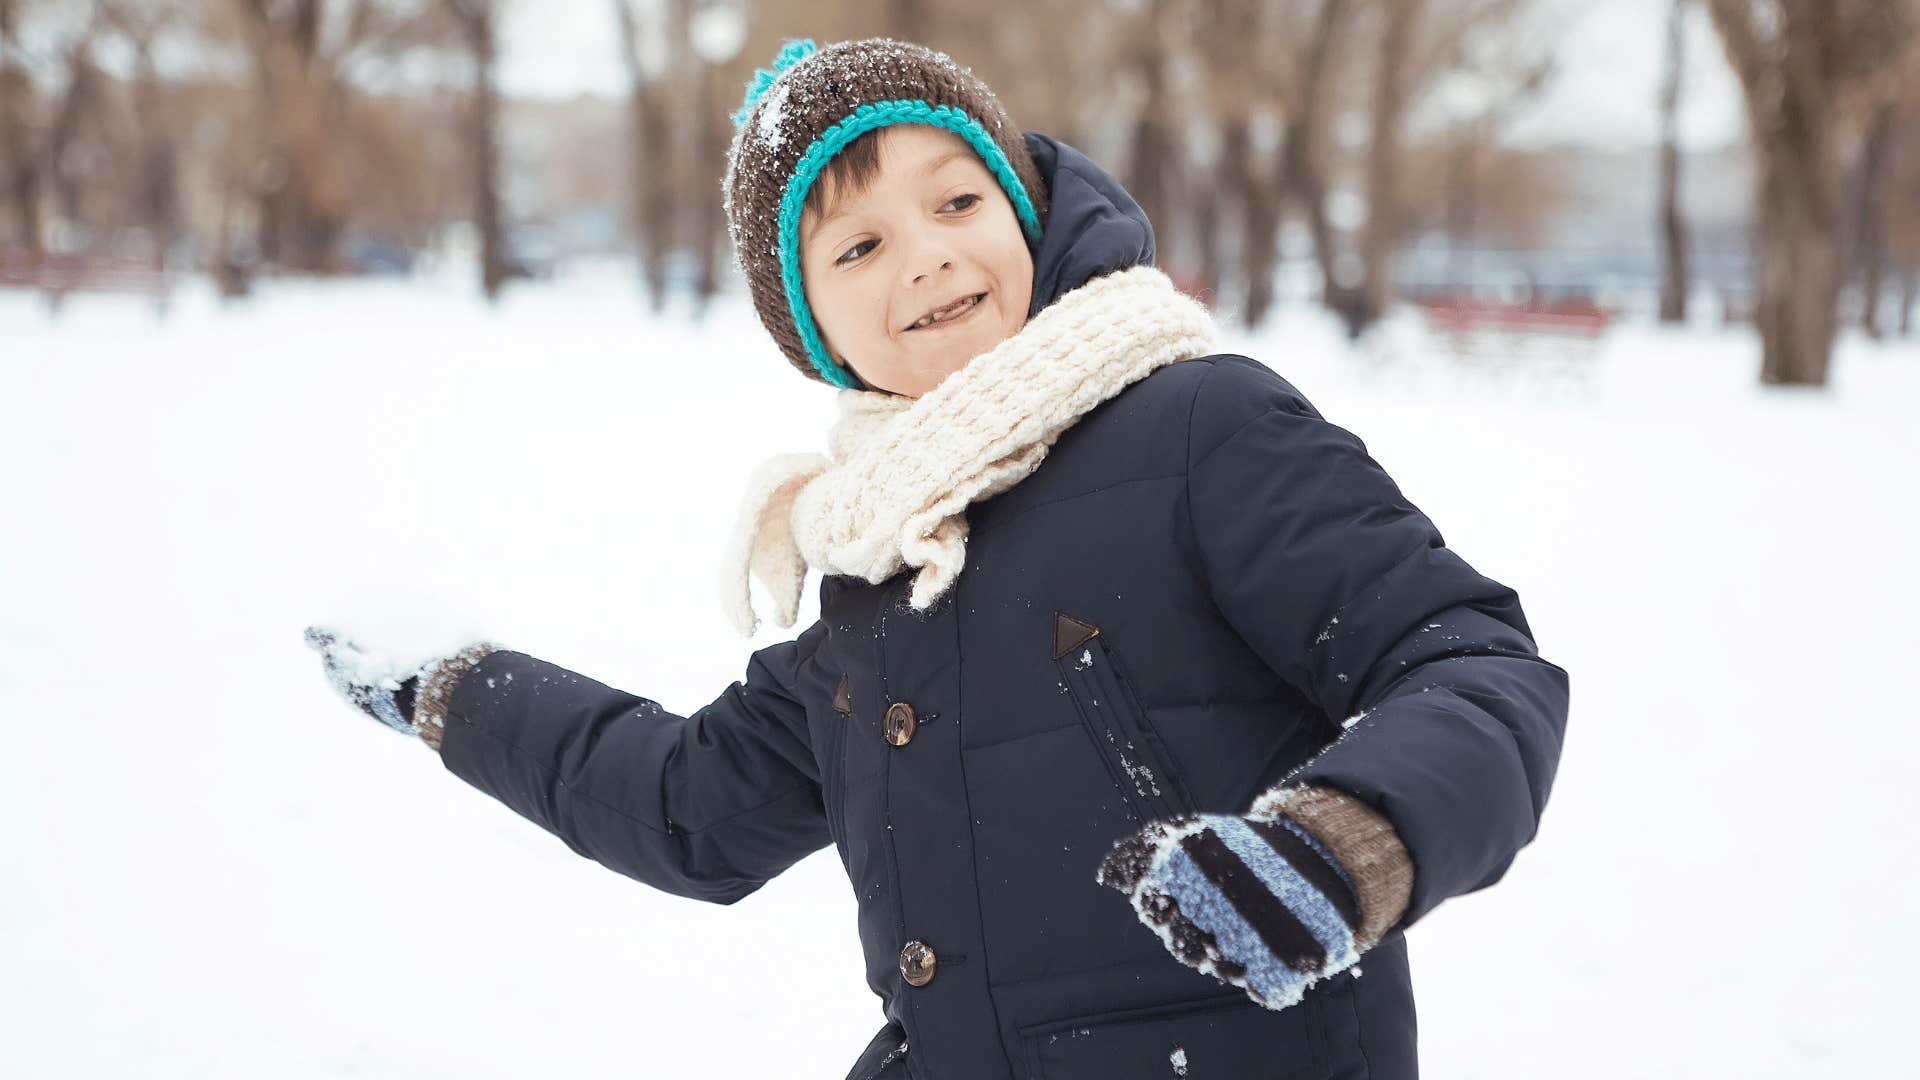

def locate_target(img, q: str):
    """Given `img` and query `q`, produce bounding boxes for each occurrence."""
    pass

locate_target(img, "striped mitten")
[1095,789,1404,1012]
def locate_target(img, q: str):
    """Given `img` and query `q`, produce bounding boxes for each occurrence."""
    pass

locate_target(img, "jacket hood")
[1022,132,1157,317]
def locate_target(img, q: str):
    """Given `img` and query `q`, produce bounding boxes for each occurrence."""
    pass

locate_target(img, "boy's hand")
[1095,807,1372,1012]
[303,625,502,751]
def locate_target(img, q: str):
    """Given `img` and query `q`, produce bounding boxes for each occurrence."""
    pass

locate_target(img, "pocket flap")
[1020,990,1323,1079]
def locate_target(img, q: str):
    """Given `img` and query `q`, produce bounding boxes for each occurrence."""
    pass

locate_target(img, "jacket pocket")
[1019,989,1324,1080]
[1052,611,1192,824]
[824,672,854,850]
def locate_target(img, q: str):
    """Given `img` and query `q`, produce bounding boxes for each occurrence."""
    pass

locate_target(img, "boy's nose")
[910,258,954,286]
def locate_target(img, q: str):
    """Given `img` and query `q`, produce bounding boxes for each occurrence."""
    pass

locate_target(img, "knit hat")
[722,38,1051,389]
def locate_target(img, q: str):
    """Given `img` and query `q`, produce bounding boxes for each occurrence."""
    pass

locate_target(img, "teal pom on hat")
[731,38,817,130]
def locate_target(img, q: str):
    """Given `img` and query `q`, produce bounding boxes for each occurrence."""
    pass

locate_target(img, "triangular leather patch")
[832,673,853,715]
[1052,612,1100,661]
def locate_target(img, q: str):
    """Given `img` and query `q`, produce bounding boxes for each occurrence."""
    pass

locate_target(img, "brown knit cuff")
[412,642,505,753]
[1250,784,1414,950]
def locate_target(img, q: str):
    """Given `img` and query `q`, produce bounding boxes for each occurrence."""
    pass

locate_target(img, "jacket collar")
[1022,132,1157,317]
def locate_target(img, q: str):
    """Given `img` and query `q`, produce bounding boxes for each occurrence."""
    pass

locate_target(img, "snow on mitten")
[303,626,502,752]
[1095,784,1412,1012]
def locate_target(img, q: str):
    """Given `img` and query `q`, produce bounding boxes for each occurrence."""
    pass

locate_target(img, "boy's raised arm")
[306,619,835,905]
[1181,356,1570,937]
[431,622,833,904]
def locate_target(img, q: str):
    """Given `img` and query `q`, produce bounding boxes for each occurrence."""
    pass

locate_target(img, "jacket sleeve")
[434,618,834,905]
[1183,356,1569,936]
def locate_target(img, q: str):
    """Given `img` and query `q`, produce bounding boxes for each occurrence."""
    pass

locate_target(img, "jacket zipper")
[1057,633,1190,823]
[826,698,850,849]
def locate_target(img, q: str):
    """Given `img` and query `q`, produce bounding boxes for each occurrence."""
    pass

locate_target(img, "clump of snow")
[306,586,497,688]
[757,81,790,150]
[1170,1044,1189,1076]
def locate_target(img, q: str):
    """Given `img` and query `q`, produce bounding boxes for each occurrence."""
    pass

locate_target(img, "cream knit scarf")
[720,265,1218,638]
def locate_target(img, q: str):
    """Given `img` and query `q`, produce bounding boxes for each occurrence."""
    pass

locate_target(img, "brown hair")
[803,127,886,227]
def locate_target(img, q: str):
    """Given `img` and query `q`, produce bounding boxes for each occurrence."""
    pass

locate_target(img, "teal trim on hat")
[777,100,1046,389]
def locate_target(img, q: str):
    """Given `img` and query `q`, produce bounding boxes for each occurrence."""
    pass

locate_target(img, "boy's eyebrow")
[805,149,975,242]
[918,148,970,180]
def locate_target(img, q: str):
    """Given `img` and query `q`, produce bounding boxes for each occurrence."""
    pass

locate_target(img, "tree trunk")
[448,0,504,299]
[133,63,177,278]
[1446,129,1476,294]
[890,0,926,41]
[1753,138,1843,385]
[614,0,670,311]
[469,4,504,300]
[1355,0,1421,337]
[1194,140,1223,306]
[0,0,42,268]
[1853,99,1894,339]
[46,34,100,228]
[691,58,724,319]
[1280,0,1351,315]
[1706,0,1912,387]
[1658,0,1691,323]
[1123,0,1174,265]
[1241,137,1281,327]
[1226,115,1281,328]
[235,0,346,275]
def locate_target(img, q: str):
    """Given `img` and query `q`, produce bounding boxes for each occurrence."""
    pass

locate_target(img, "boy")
[309,37,1568,1080]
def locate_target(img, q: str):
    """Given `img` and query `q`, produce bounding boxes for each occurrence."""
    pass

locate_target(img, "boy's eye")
[831,195,978,265]
[836,239,877,265]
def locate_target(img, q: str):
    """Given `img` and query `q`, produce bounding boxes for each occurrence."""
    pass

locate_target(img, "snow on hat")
[722,37,1050,389]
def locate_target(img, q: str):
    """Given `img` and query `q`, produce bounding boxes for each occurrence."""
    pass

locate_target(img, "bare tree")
[1189,0,1270,310]
[100,1,183,279]
[1886,56,1920,336]
[1350,0,1423,336]
[1658,0,1692,323]
[444,0,503,299]
[1853,95,1896,337]
[0,0,42,268]
[1277,0,1357,325]
[888,0,925,41]
[614,0,672,311]
[0,1,113,269]
[673,0,733,318]
[228,0,425,273]
[1339,0,1549,335]
[42,9,104,231]
[1707,0,1914,385]
[1121,0,1179,271]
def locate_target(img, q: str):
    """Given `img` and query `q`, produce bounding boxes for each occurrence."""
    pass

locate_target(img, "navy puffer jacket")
[436,133,1569,1080]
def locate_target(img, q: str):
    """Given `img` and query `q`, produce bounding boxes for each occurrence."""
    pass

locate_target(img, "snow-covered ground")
[3,265,1915,1078]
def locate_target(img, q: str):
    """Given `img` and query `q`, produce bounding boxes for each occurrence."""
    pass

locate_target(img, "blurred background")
[0,0,1915,374]
[4,2,1919,1079]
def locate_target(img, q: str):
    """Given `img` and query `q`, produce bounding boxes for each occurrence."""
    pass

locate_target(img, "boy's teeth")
[914,293,980,329]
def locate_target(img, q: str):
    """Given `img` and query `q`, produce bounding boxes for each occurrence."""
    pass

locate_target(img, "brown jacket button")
[899,939,936,986]
[883,701,918,746]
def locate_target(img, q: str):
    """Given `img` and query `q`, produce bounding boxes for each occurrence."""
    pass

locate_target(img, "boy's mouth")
[904,291,987,332]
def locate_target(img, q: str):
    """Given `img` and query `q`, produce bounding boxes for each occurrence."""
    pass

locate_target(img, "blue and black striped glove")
[1096,790,1404,1012]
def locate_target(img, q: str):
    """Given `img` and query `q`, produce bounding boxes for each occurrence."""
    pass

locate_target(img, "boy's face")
[799,125,1035,398]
